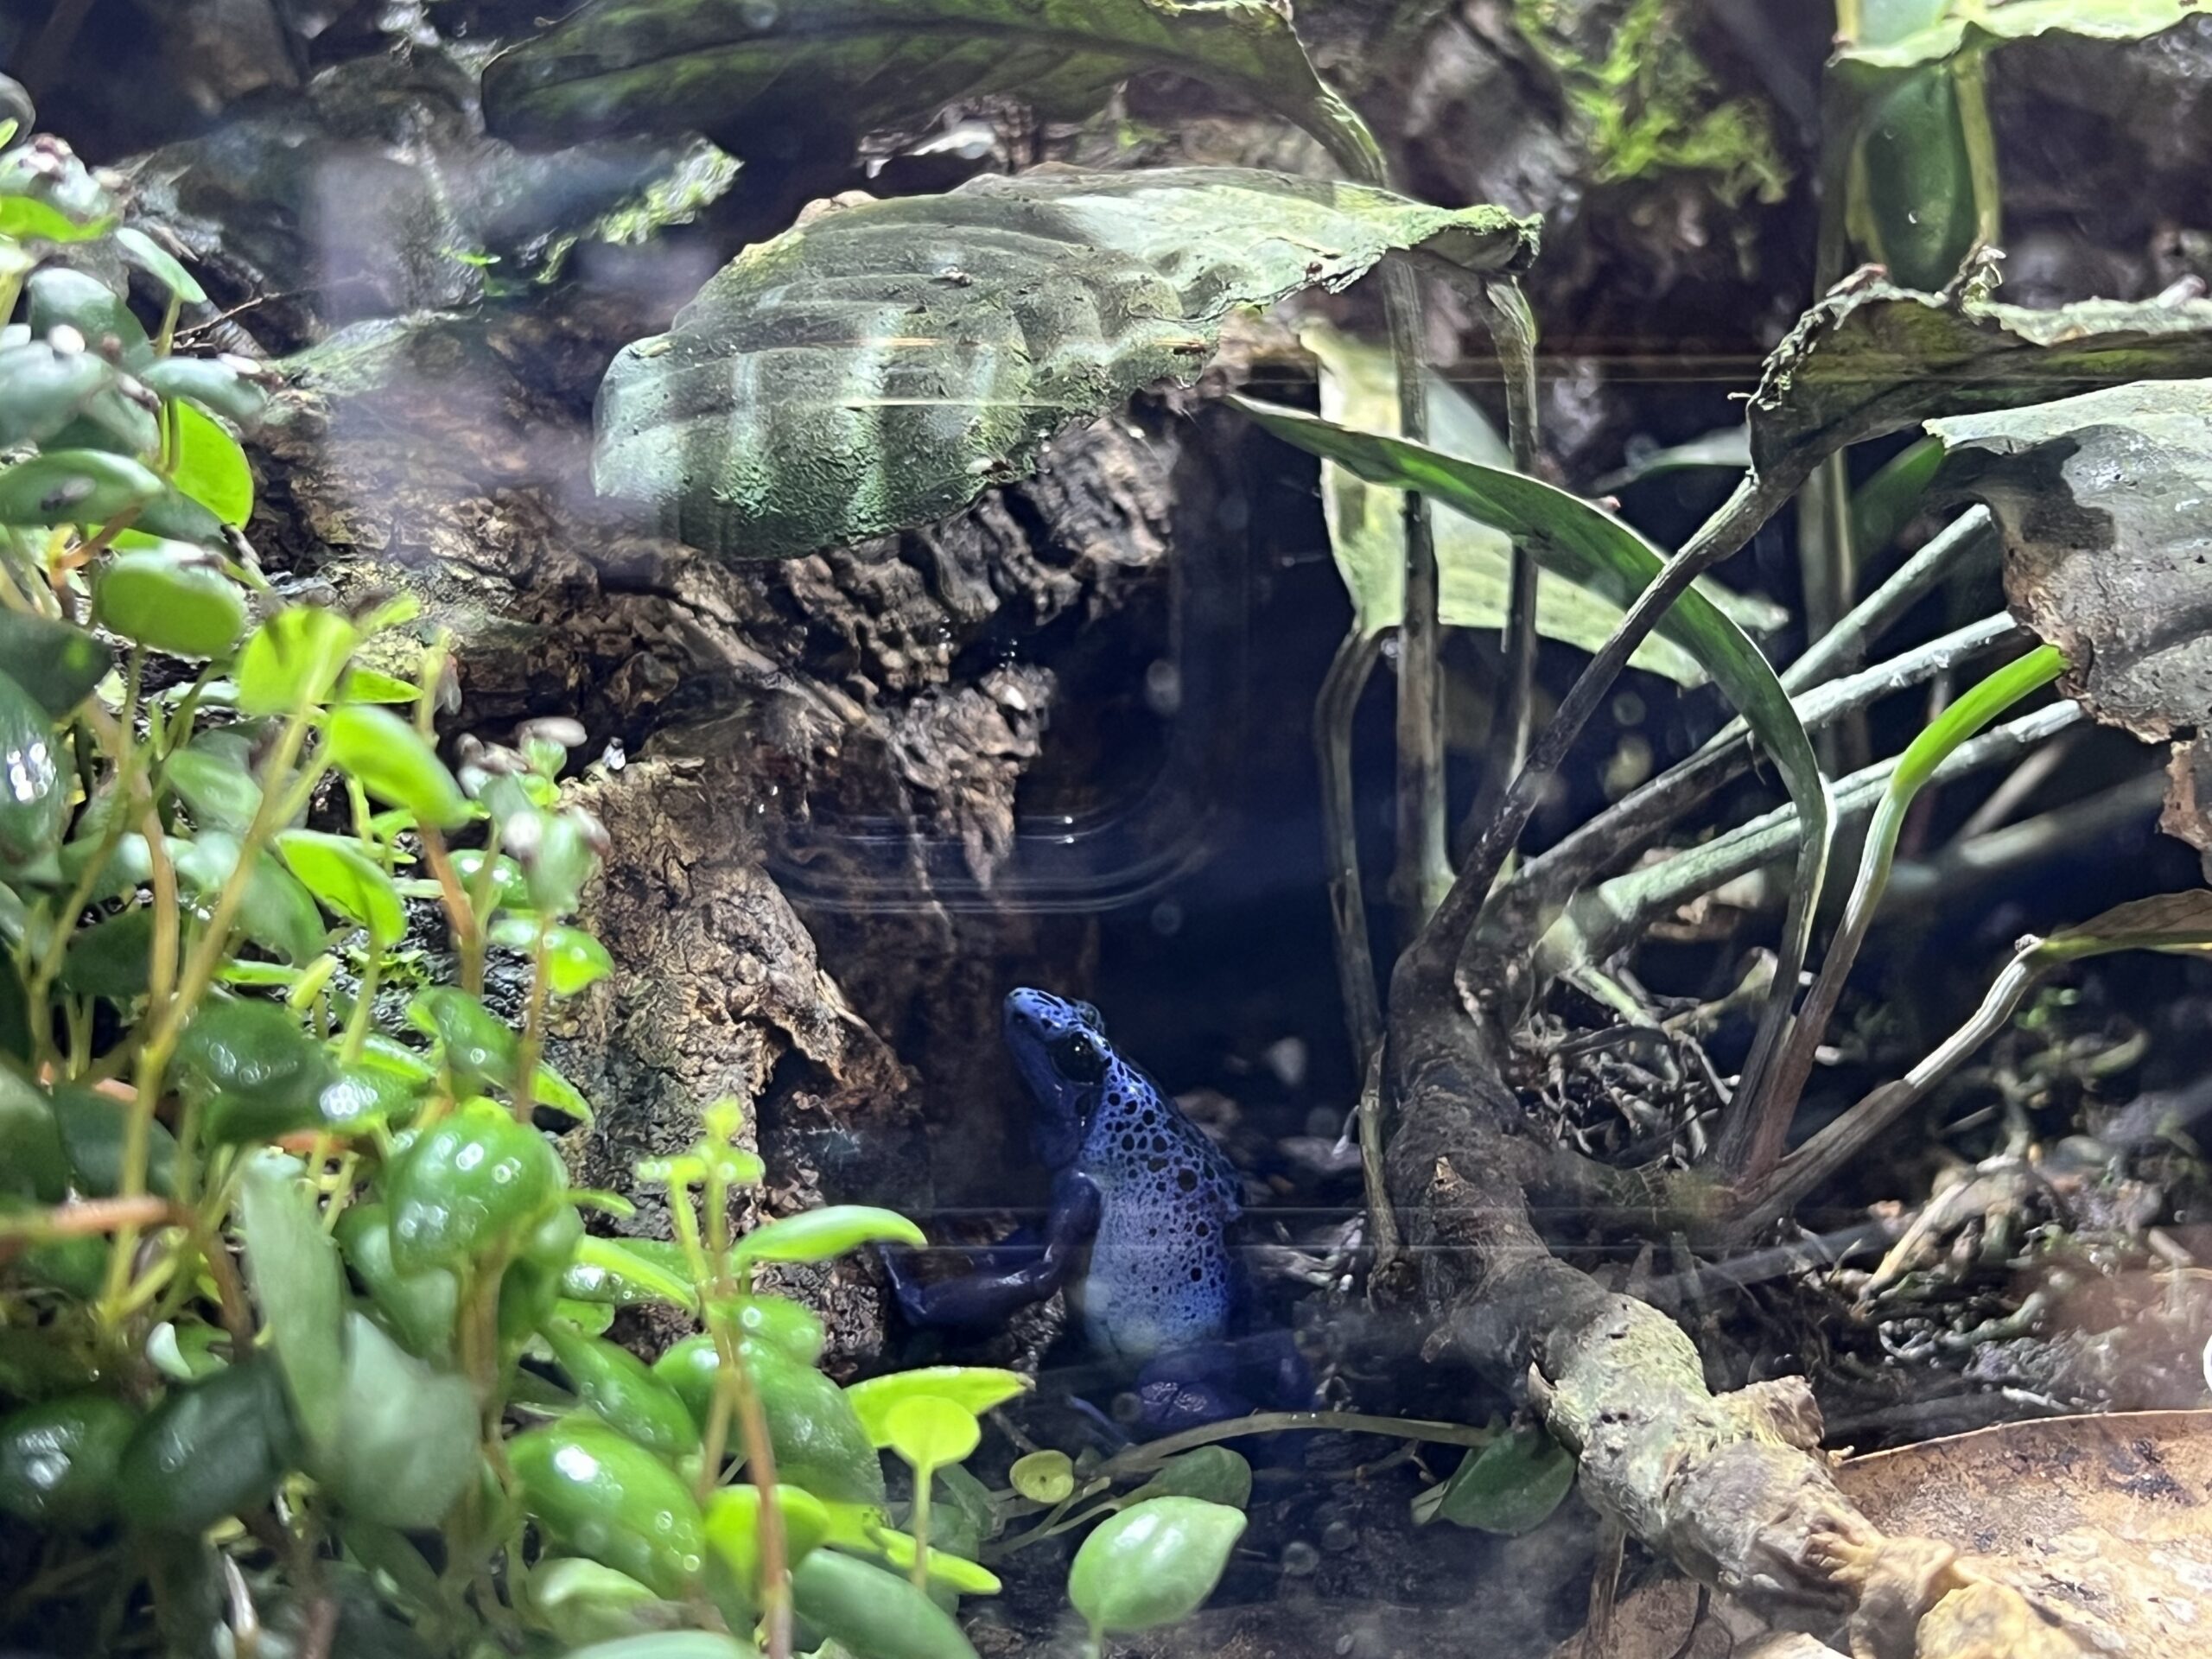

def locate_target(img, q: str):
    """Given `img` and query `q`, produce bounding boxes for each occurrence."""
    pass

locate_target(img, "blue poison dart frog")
[880,988,1310,1431]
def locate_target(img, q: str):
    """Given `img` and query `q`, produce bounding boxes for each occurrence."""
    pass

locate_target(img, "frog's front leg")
[1131,1328,1316,1433]
[880,1171,1102,1331]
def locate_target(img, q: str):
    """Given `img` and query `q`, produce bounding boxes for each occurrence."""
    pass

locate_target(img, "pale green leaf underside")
[482,0,1381,174]
[1839,1,2203,70]
[1304,322,1779,686]
[594,168,1534,559]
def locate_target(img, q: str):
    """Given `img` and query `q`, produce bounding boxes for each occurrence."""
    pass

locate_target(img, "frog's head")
[1003,988,1110,1166]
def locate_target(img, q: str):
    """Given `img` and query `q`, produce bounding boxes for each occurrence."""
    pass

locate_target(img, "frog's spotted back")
[1061,1011,1243,1363]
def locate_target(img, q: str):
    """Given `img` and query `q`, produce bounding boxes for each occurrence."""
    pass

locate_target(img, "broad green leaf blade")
[846,1367,1029,1448]
[170,403,253,526]
[483,0,1383,176]
[1122,1446,1252,1510]
[238,1152,346,1457]
[235,605,359,715]
[92,545,247,661]
[881,1396,979,1473]
[0,669,65,872]
[789,1548,977,1659]
[1009,1449,1073,1503]
[1411,1422,1573,1535]
[592,168,1533,560]
[276,830,405,944]
[1838,2,2205,69]
[1302,321,1779,683]
[1747,277,2212,480]
[1237,397,1833,1034]
[1067,1497,1245,1636]
[326,705,472,830]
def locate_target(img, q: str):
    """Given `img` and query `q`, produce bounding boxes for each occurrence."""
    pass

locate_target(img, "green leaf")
[560,1234,702,1314]
[311,1311,479,1528]
[865,1525,1001,1595]
[484,0,1382,175]
[509,1419,707,1599]
[544,925,613,994]
[0,340,123,450]
[116,1357,296,1534]
[235,605,359,715]
[0,668,63,872]
[385,1100,565,1274]
[57,903,151,1001]
[48,1082,177,1197]
[592,168,1533,560]
[326,704,472,829]
[114,226,207,304]
[1009,1450,1074,1504]
[788,1548,978,1659]
[881,1397,978,1476]
[1123,1446,1251,1510]
[334,1202,459,1363]
[543,1320,702,1461]
[409,985,522,1096]
[1236,397,1834,1047]
[276,830,405,944]
[176,995,337,1142]
[655,1335,885,1506]
[0,1068,68,1202]
[169,402,254,526]
[1067,1497,1245,1636]
[703,1483,832,1592]
[0,193,110,242]
[532,1559,682,1649]
[1837,1,2206,69]
[1300,321,1777,682]
[0,1394,135,1527]
[1410,1421,1574,1535]
[1849,435,1942,556]
[844,1368,1028,1449]
[173,831,329,968]
[25,268,147,364]
[166,741,263,835]
[0,448,162,525]
[238,1151,346,1454]
[560,1637,758,1659]
[734,1205,924,1268]
[92,544,247,659]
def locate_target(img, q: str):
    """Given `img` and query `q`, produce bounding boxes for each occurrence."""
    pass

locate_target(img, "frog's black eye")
[1051,1029,1106,1084]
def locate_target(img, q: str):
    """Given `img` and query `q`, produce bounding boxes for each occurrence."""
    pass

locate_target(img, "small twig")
[1541,701,2081,979]
[1316,630,1386,1072]
[1473,278,1542,828]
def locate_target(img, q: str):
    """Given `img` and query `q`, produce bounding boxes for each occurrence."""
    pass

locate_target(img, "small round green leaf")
[326,703,471,829]
[1067,1497,1246,1636]
[703,1482,831,1592]
[115,226,207,303]
[1411,1421,1575,1536]
[0,609,108,718]
[559,1235,701,1314]
[170,401,253,526]
[173,831,328,968]
[334,1202,458,1363]
[789,1548,977,1659]
[0,340,117,449]
[92,544,246,658]
[116,1357,296,1534]
[175,997,336,1144]
[0,448,162,525]
[845,1368,1028,1449]
[26,268,145,361]
[0,668,63,871]
[882,1396,978,1475]
[654,1335,884,1506]
[1009,1449,1073,1504]
[509,1419,706,1599]
[0,1394,135,1526]
[543,1320,701,1462]
[310,1310,479,1528]
[57,903,151,1001]
[165,742,262,834]
[276,829,404,943]
[1124,1446,1252,1510]
[238,1151,345,1452]
[409,985,521,1096]
[235,605,359,715]
[532,1559,684,1649]
[49,1081,176,1197]
[385,1099,564,1274]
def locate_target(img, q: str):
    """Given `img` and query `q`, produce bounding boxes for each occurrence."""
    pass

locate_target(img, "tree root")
[1382,990,2116,1659]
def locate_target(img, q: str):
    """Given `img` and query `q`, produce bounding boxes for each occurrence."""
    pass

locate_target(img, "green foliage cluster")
[0,107,1249,1659]
[1513,0,1789,205]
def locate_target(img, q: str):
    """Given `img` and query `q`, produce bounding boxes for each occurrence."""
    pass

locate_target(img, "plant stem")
[1315,629,1385,1072]
[1382,258,1446,928]
[1474,277,1541,813]
[907,1465,932,1590]
[1721,644,2067,1179]
[1406,461,1810,1008]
